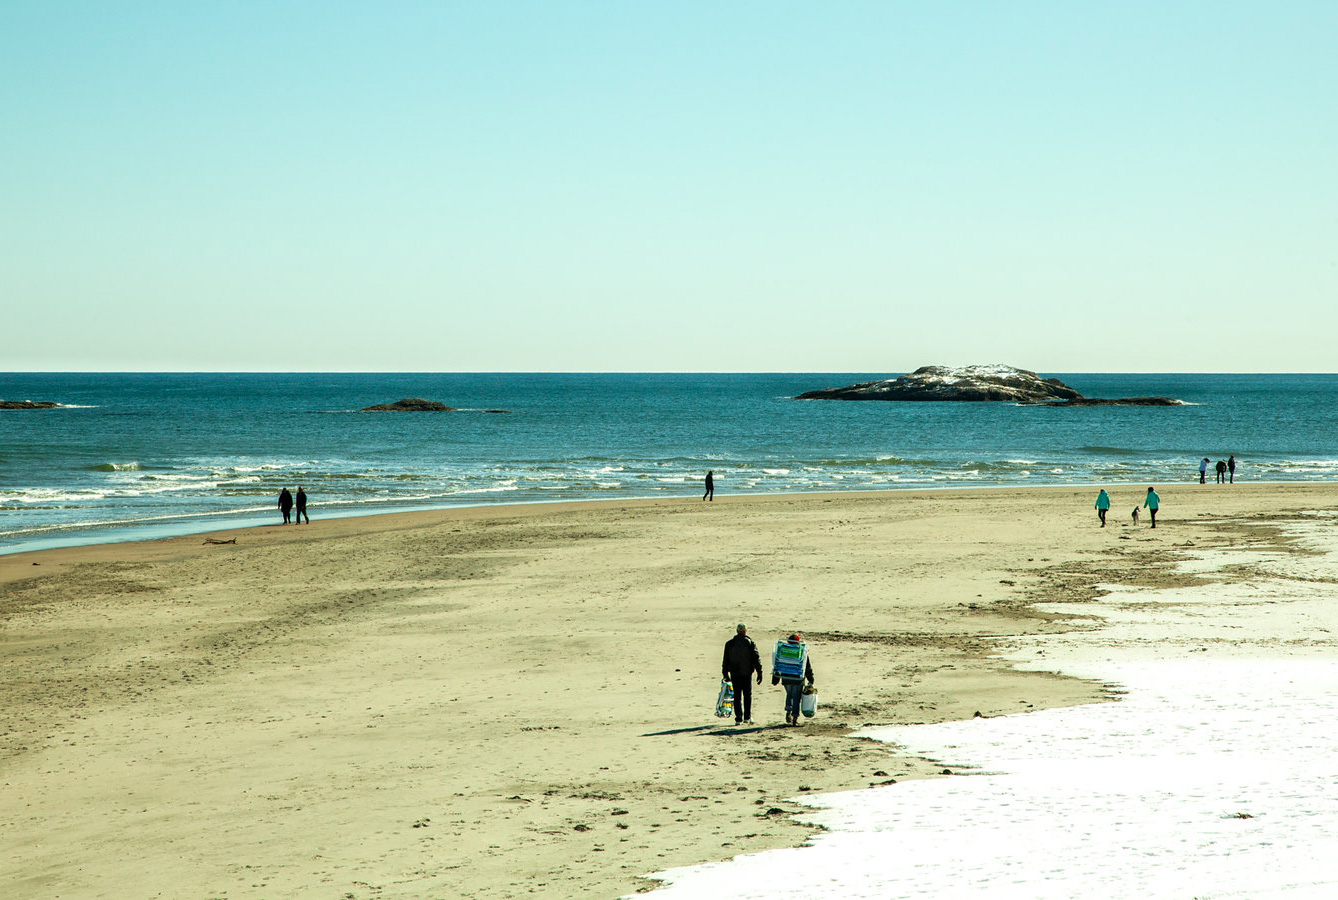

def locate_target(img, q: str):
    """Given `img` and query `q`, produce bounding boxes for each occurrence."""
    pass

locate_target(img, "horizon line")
[4,369,1338,377]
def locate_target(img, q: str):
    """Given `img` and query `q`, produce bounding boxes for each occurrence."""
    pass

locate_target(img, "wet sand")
[3,482,1330,899]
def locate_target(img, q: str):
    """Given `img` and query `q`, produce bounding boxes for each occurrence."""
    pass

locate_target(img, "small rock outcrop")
[360,398,456,412]
[797,365,1182,406]
[1023,396,1184,407]
[797,365,1082,402]
[0,400,60,409]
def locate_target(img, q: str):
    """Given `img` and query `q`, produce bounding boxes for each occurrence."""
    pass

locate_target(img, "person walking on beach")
[772,633,815,726]
[295,486,309,524]
[1215,460,1228,484]
[1199,458,1209,484]
[1095,489,1111,527]
[278,487,293,524]
[703,470,714,502]
[1228,455,1236,483]
[722,624,763,725]
[1144,487,1160,528]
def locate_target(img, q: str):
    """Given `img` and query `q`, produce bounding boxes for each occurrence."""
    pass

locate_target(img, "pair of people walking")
[721,626,815,726]
[1094,487,1160,528]
[278,487,309,524]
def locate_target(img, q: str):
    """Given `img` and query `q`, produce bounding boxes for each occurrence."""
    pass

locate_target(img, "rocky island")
[797,365,1182,406]
[0,400,60,409]
[360,398,456,412]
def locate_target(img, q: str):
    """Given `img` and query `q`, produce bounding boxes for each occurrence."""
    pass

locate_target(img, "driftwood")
[202,537,237,545]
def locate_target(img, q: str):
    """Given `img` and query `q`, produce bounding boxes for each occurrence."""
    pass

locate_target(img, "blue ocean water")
[2,372,1336,555]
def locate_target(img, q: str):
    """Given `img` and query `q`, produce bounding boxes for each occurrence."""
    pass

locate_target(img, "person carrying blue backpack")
[772,633,816,726]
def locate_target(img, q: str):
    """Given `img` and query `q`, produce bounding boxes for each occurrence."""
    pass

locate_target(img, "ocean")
[3,372,1337,555]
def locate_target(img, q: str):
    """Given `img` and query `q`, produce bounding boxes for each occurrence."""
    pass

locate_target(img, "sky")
[2,2,1335,372]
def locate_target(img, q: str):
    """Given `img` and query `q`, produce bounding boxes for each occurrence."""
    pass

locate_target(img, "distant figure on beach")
[772,633,815,726]
[1199,458,1209,484]
[722,624,763,725]
[1215,460,1227,484]
[1095,489,1110,527]
[703,470,714,502]
[278,488,293,524]
[1228,455,1236,483]
[295,486,309,524]
[1144,487,1160,528]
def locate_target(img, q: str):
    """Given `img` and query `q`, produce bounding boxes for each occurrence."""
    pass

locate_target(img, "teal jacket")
[1144,490,1160,510]
[1095,490,1110,510]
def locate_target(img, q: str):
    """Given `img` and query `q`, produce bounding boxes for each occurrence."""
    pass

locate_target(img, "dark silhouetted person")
[1095,489,1110,527]
[278,488,293,524]
[721,624,763,725]
[1215,460,1227,484]
[703,470,714,501]
[1199,458,1208,484]
[1228,455,1236,483]
[295,486,309,524]
[772,632,815,726]
[1144,487,1160,528]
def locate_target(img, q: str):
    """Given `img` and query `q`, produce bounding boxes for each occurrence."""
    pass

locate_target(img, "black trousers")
[728,673,753,721]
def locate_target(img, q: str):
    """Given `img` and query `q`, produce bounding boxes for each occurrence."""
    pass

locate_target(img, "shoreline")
[5,483,1335,898]
[0,478,1302,560]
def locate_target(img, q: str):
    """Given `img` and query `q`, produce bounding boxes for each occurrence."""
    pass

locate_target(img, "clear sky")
[3,2,1335,372]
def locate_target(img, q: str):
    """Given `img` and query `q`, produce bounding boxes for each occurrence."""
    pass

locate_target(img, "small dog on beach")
[1131,507,1140,525]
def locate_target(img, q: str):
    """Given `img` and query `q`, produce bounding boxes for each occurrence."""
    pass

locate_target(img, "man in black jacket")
[722,624,763,725]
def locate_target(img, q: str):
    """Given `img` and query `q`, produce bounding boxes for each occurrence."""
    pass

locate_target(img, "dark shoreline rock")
[1023,396,1185,407]
[0,400,60,410]
[796,365,1182,406]
[797,365,1082,403]
[360,398,456,412]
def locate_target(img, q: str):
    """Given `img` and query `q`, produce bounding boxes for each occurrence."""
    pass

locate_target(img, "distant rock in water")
[0,400,60,409]
[797,365,1083,402]
[796,365,1182,406]
[360,398,456,412]
[1023,396,1185,407]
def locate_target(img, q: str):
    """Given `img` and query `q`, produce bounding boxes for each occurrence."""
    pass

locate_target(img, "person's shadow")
[641,723,786,737]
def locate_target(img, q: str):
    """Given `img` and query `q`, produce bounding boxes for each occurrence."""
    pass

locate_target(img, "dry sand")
[3,482,1333,899]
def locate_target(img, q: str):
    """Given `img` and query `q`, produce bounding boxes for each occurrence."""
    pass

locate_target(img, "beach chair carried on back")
[772,639,807,681]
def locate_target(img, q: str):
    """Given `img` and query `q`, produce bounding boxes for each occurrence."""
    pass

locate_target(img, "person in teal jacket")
[1144,487,1160,528]
[1095,489,1111,527]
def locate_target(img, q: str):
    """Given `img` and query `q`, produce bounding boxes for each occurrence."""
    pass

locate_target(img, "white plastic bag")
[800,684,818,718]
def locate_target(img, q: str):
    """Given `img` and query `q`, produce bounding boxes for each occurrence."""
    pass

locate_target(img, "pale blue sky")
[3,2,1335,372]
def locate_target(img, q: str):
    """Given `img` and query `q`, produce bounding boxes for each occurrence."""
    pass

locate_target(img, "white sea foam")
[90,461,142,472]
[637,521,1338,899]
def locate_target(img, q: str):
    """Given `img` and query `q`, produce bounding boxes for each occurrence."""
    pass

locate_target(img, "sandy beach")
[4,482,1334,899]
